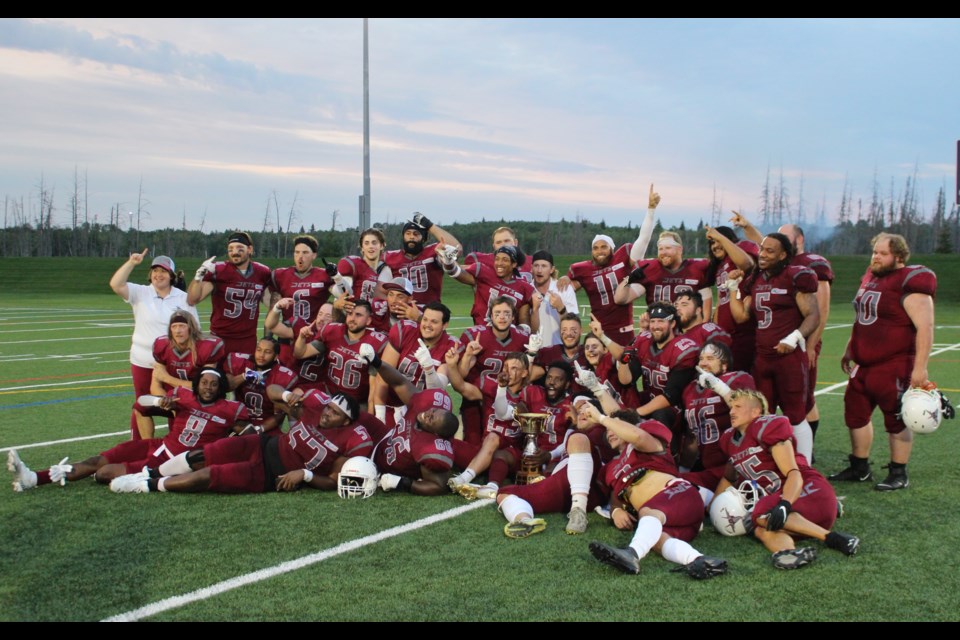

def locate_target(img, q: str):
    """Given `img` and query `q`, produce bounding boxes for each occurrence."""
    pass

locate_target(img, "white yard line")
[0,425,168,453]
[102,499,493,622]
[0,376,130,392]
[0,335,129,345]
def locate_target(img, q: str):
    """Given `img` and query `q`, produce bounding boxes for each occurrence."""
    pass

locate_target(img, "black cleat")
[875,465,909,491]
[771,547,817,570]
[825,531,861,557]
[829,455,873,483]
[672,555,728,580]
[589,541,641,574]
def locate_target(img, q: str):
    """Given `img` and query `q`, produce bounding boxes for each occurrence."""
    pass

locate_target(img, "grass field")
[2,255,959,621]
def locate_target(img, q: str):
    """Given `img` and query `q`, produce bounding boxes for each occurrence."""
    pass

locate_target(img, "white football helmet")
[900,388,942,434]
[337,456,379,499]
[709,480,765,537]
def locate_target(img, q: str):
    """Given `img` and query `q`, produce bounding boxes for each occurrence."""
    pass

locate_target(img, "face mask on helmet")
[337,456,379,499]
[709,480,766,537]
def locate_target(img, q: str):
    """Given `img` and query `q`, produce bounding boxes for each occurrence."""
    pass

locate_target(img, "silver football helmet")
[337,456,379,499]
[900,388,942,434]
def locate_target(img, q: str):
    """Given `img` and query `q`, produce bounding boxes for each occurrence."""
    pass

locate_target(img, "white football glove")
[379,473,402,492]
[724,276,742,294]
[331,274,353,298]
[194,256,216,281]
[524,329,544,356]
[574,361,604,396]
[414,339,436,371]
[243,368,266,386]
[374,405,387,422]
[695,366,732,397]
[358,343,376,364]
[779,329,807,352]
[437,244,459,266]
[48,457,73,486]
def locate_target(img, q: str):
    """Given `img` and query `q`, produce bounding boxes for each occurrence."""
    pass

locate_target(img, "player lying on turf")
[108,393,371,494]
[8,368,249,492]
[582,403,728,580]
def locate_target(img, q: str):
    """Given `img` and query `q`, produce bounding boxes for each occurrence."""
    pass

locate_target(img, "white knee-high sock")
[793,419,813,462]
[500,495,534,523]
[660,538,701,566]
[628,516,663,559]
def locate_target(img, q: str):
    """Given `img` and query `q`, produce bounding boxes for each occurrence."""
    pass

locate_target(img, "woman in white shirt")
[110,249,199,440]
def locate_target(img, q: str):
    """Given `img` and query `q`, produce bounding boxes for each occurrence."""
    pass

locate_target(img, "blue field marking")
[0,392,128,411]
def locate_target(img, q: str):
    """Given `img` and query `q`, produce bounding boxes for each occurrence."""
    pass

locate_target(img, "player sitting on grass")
[716,389,860,570]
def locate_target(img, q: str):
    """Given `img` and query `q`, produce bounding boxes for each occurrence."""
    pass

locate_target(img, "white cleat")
[8,449,37,492]
[110,474,150,494]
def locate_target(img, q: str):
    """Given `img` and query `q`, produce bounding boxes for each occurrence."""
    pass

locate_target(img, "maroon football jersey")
[202,261,272,341]
[313,323,388,401]
[459,324,530,386]
[465,251,534,283]
[225,353,299,428]
[630,332,699,403]
[679,321,732,349]
[714,242,759,346]
[634,258,711,306]
[164,387,249,457]
[384,320,458,407]
[719,414,813,493]
[746,265,818,356]
[567,243,634,335]
[850,265,937,366]
[592,352,642,408]
[271,266,333,327]
[337,255,388,303]
[374,389,455,477]
[601,420,677,497]
[682,371,755,468]
[383,244,445,307]
[462,260,535,326]
[152,335,225,390]
[793,252,834,284]
[279,420,373,475]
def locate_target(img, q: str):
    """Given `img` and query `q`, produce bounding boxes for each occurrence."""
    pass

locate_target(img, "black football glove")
[763,499,792,531]
[627,264,648,285]
[321,258,338,277]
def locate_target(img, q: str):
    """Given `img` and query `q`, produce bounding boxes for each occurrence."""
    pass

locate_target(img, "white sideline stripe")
[0,335,129,345]
[0,424,169,453]
[814,342,960,396]
[102,499,493,622]
[0,376,129,392]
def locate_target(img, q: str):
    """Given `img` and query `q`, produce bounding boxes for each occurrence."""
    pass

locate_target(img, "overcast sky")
[1,18,957,236]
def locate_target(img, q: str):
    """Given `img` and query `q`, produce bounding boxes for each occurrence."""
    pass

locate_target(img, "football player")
[830,233,937,490]
[716,389,860,569]
[109,393,372,494]
[9,368,249,491]
[187,231,273,357]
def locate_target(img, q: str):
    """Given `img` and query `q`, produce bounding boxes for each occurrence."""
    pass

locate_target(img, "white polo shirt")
[125,284,200,368]
[536,278,581,347]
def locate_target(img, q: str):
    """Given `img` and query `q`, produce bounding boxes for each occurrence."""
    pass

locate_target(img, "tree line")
[3,168,958,258]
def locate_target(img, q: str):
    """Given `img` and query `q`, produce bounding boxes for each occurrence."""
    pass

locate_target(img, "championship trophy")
[515,412,550,485]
